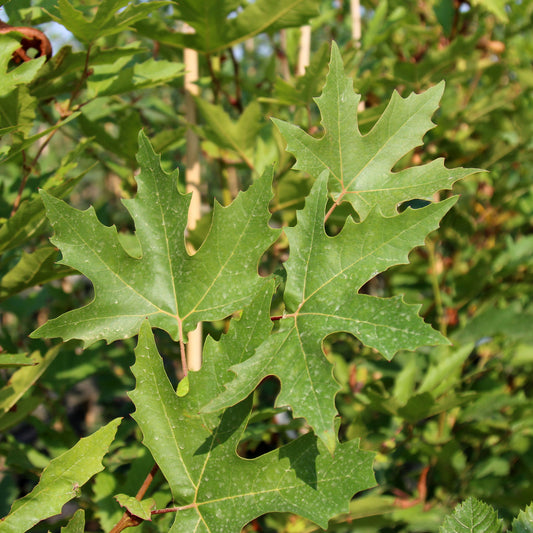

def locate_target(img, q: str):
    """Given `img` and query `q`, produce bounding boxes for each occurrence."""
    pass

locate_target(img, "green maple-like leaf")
[196,99,263,168]
[0,36,46,97]
[31,131,279,346]
[440,497,503,533]
[512,502,533,533]
[46,0,170,44]
[160,0,320,54]
[273,42,476,219]
[206,172,456,452]
[129,285,375,532]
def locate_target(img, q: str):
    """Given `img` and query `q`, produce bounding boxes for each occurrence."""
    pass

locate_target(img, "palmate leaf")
[0,36,46,97]
[273,42,475,219]
[31,132,279,346]
[46,0,170,44]
[129,285,375,532]
[440,497,503,533]
[512,502,533,533]
[140,0,321,54]
[196,99,263,168]
[206,173,456,452]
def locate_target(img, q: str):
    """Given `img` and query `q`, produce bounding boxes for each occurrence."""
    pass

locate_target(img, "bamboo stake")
[183,24,203,372]
[350,0,366,112]
[350,0,362,44]
[297,25,311,76]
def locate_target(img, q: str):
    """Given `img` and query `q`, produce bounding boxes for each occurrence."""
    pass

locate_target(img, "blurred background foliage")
[0,0,532,531]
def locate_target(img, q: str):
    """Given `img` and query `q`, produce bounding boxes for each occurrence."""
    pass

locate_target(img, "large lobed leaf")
[46,0,170,44]
[32,131,279,346]
[206,172,456,452]
[0,419,120,533]
[168,0,321,54]
[205,42,478,452]
[273,42,476,219]
[129,285,375,532]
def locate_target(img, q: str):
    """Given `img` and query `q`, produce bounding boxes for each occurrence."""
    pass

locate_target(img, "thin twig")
[136,464,159,499]
[206,53,221,104]
[109,464,161,533]
[178,319,188,376]
[68,43,93,108]
[228,47,243,112]
[152,503,195,515]
[324,191,345,223]
[11,126,60,216]
[11,44,93,216]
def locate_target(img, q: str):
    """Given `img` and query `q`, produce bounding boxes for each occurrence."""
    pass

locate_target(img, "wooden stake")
[183,24,203,372]
[350,0,366,112]
[297,25,311,76]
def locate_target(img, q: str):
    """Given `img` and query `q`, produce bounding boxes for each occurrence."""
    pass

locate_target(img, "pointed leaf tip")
[277,43,475,220]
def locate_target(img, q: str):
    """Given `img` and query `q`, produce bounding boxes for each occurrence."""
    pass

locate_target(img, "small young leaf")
[114,494,155,521]
[32,131,280,346]
[274,42,477,220]
[440,497,503,533]
[60,509,85,533]
[0,419,120,533]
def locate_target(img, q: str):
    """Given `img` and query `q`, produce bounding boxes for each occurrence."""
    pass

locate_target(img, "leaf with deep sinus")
[273,42,476,219]
[129,286,375,532]
[31,131,279,346]
[206,172,455,453]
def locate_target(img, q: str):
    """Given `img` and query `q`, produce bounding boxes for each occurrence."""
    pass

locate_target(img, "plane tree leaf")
[114,494,155,521]
[440,497,503,533]
[0,244,73,302]
[196,99,263,168]
[512,502,533,533]
[0,346,60,415]
[0,36,46,97]
[273,42,476,220]
[0,418,120,533]
[206,172,457,452]
[31,131,279,346]
[46,0,170,44]
[137,0,320,54]
[129,285,375,532]
[86,56,184,98]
